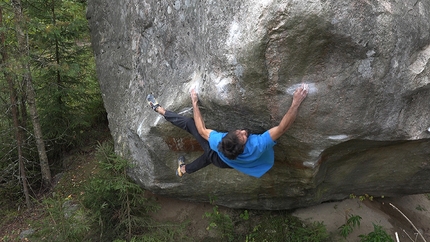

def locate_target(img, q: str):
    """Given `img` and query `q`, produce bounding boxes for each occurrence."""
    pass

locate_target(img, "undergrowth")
[27,141,187,241]
[204,200,330,242]
[1,141,405,241]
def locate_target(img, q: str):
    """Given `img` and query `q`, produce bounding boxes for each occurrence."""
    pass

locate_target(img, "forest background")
[0,0,105,209]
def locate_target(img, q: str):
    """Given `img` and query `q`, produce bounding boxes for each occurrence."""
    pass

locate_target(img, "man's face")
[235,129,249,144]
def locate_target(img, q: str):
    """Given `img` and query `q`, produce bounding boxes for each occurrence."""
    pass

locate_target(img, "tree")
[0,4,31,208]
[0,0,104,208]
[27,0,103,159]
[11,0,51,188]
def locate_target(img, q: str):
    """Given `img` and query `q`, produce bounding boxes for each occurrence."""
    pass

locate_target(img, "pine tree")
[0,4,31,208]
[11,0,52,188]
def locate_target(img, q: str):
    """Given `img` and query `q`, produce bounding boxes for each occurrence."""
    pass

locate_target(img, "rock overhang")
[87,0,430,209]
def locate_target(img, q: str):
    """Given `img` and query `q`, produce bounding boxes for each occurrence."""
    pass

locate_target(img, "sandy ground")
[148,192,430,241]
[293,194,430,241]
[146,192,216,240]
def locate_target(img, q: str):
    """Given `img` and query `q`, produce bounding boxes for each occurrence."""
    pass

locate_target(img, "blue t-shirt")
[209,130,276,178]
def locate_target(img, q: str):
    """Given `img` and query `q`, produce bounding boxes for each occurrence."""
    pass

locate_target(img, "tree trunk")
[11,0,52,188]
[0,6,31,208]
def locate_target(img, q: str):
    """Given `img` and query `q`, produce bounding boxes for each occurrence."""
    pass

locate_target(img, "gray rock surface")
[19,229,35,239]
[87,0,430,209]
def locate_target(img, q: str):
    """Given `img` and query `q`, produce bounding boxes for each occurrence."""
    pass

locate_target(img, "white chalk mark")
[379,0,392,13]
[187,71,202,94]
[153,116,162,126]
[409,44,430,75]
[137,121,145,135]
[178,107,193,115]
[308,149,323,157]
[216,78,232,92]
[366,49,376,57]
[358,58,373,79]
[286,83,317,95]
[303,83,309,91]
[226,21,240,47]
[327,135,349,140]
[303,161,318,169]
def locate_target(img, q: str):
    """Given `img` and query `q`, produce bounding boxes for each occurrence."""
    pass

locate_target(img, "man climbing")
[147,84,308,178]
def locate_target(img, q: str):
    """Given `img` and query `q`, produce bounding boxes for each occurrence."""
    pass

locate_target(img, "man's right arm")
[268,84,308,141]
[191,89,213,141]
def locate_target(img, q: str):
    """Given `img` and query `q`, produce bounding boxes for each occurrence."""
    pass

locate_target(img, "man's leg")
[184,149,232,173]
[150,102,231,174]
[154,107,214,174]
[163,110,225,174]
[163,110,210,152]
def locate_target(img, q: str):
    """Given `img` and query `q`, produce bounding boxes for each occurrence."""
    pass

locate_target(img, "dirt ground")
[148,192,430,241]
[293,194,430,241]
[146,192,219,240]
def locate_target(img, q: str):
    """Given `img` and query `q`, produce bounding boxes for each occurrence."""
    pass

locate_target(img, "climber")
[147,84,308,178]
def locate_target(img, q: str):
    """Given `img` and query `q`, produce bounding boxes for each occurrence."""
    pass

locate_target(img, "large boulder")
[87,0,430,209]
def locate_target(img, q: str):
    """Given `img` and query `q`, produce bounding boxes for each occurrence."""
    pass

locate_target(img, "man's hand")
[292,84,308,107]
[190,89,199,104]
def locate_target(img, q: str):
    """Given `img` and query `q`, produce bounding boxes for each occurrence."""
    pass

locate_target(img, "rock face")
[87,0,430,209]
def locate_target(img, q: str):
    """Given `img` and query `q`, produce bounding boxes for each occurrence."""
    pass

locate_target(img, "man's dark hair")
[218,130,245,160]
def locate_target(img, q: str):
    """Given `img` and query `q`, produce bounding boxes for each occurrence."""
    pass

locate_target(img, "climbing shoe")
[176,156,186,177]
[147,94,160,112]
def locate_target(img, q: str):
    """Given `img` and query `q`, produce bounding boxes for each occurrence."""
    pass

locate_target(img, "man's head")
[218,129,250,160]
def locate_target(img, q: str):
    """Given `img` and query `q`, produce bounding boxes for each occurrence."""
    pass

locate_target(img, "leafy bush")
[204,201,235,241]
[83,141,160,241]
[30,194,91,241]
[338,214,362,238]
[203,202,329,242]
[245,214,329,242]
[359,224,394,242]
[23,141,186,241]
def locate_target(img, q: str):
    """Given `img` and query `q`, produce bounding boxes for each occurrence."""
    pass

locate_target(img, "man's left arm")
[268,84,308,141]
[191,89,213,141]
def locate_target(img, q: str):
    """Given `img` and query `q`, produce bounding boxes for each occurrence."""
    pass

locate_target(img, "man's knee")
[185,117,196,128]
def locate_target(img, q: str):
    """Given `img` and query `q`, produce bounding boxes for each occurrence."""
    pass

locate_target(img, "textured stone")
[87,0,430,209]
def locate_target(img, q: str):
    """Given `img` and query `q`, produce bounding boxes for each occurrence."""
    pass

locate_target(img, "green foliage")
[0,207,20,240]
[0,0,26,205]
[338,214,394,241]
[350,193,374,201]
[6,141,186,241]
[338,214,362,238]
[31,194,91,241]
[416,205,427,211]
[27,0,105,159]
[0,163,22,207]
[128,221,188,242]
[240,209,250,220]
[203,201,329,242]
[82,142,167,241]
[359,224,394,242]
[204,202,235,241]
[0,0,106,206]
[245,213,329,242]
